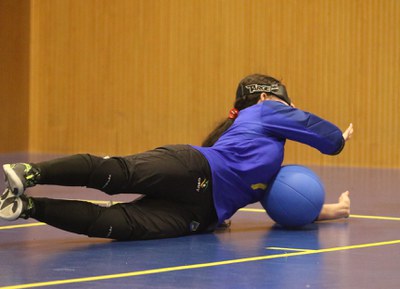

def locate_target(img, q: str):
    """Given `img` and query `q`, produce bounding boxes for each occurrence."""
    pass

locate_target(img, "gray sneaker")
[0,189,23,221]
[3,163,40,196]
[0,189,34,221]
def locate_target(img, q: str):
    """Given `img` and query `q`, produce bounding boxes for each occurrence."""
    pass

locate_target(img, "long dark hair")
[201,74,281,147]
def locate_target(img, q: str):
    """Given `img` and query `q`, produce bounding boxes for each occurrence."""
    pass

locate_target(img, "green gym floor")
[1,153,400,289]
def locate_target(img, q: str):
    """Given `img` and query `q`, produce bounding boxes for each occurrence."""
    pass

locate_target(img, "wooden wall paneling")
[28,0,399,167]
[0,0,30,152]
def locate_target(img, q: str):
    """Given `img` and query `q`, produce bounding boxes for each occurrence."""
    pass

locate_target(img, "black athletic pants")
[30,145,218,240]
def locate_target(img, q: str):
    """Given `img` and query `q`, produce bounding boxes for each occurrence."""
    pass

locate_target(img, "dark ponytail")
[201,93,260,146]
[201,74,281,147]
[201,118,235,147]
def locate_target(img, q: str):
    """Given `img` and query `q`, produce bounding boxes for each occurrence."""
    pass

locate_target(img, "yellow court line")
[239,208,265,213]
[349,214,400,221]
[85,200,110,205]
[0,222,46,230]
[1,239,400,289]
[266,247,317,252]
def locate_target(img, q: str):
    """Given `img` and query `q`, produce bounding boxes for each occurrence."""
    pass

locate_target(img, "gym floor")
[1,153,399,289]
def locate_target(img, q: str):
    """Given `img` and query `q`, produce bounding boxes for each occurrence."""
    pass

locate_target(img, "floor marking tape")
[266,247,317,252]
[0,222,46,230]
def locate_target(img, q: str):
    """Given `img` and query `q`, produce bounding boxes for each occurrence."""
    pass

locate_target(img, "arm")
[262,101,349,155]
[262,101,354,221]
[317,124,353,221]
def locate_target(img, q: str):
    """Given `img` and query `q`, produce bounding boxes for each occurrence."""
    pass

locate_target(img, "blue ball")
[261,165,325,227]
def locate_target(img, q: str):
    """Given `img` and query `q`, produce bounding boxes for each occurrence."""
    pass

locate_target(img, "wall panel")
[0,0,30,152]
[28,0,400,167]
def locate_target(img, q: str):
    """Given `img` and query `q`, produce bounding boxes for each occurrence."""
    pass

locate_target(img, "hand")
[342,123,353,141]
[317,191,351,221]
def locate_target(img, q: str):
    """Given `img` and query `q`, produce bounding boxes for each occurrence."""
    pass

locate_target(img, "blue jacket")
[192,100,344,224]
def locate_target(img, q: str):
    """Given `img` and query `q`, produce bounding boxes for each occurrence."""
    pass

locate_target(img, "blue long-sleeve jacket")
[192,100,344,224]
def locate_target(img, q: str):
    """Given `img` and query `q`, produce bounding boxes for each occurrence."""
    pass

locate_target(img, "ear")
[258,93,269,103]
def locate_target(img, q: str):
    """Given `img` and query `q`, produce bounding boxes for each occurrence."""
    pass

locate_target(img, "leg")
[4,145,211,201]
[37,154,132,194]
[32,197,134,240]
[0,188,126,237]
[0,189,155,240]
[27,196,216,240]
[317,191,351,221]
[0,182,217,240]
[3,154,132,195]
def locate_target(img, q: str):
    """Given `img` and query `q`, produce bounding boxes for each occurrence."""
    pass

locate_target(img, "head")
[202,74,291,147]
[234,74,292,109]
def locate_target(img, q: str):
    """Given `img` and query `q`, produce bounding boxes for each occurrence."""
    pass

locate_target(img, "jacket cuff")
[330,137,345,155]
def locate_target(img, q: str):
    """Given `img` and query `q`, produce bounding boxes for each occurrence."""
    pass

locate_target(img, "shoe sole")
[3,164,24,196]
[0,190,22,221]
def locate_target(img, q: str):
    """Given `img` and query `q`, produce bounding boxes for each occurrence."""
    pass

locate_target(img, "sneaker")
[0,189,23,221]
[3,163,40,196]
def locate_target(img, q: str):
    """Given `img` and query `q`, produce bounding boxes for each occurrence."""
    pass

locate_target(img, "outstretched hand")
[317,191,351,221]
[343,123,354,141]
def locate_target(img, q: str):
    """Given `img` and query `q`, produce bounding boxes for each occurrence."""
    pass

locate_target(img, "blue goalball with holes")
[261,165,325,227]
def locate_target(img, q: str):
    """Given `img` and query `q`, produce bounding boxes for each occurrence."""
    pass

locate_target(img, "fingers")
[339,191,350,204]
[348,123,354,137]
[343,123,354,141]
[339,191,351,218]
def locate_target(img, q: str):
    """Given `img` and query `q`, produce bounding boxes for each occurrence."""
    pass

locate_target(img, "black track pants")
[30,145,217,240]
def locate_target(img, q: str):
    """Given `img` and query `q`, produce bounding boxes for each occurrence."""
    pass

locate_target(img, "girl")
[0,74,353,240]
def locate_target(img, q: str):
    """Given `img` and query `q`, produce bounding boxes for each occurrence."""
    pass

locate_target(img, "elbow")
[327,137,345,155]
